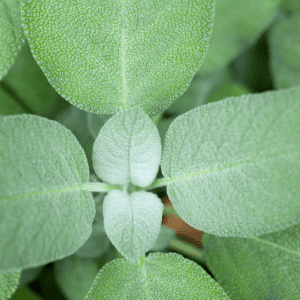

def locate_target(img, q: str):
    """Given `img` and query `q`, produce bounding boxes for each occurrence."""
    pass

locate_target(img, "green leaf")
[55,256,100,300]
[103,190,163,262]
[0,270,21,300]
[161,87,300,237]
[93,108,161,187]
[0,0,24,79]
[200,0,281,73]
[19,267,42,287]
[0,114,95,270]
[202,221,300,299]
[269,13,300,89]
[2,42,67,118]
[0,85,26,115]
[85,253,230,299]
[22,0,214,115]
[282,0,300,13]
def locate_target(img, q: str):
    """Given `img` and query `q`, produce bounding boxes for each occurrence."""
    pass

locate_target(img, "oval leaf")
[22,0,214,115]
[93,107,161,187]
[161,87,300,237]
[0,114,95,270]
[0,0,24,79]
[0,270,21,300]
[203,221,300,299]
[103,190,163,262]
[85,253,230,299]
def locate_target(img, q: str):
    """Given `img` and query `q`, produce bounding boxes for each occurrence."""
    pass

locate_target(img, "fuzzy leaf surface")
[103,190,163,262]
[0,0,24,79]
[161,87,300,237]
[203,222,300,299]
[93,108,161,187]
[0,114,95,270]
[22,0,214,115]
[85,253,230,299]
[0,270,21,300]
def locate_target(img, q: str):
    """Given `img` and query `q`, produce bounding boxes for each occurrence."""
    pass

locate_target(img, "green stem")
[170,238,203,261]
[135,177,170,191]
[83,182,122,192]
[163,205,179,217]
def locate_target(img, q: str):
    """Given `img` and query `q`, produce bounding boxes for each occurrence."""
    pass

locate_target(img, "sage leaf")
[269,13,300,89]
[93,108,161,187]
[0,270,21,300]
[202,221,300,299]
[161,87,300,237]
[0,114,95,270]
[200,0,281,73]
[85,253,230,299]
[22,0,214,115]
[282,0,300,13]
[103,190,163,262]
[0,0,24,79]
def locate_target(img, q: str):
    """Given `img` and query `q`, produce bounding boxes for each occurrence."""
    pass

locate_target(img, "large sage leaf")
[93,108,161,187]
[103,190,163,262]
[203,221,300,299]
[161,87,300,237]
[85,253,230,299]
[22,0,214,115]
[0,0,24,79]
[269,13,300,89]
[200,0,281,73]
[0,114,95,270]
[0,270,21,300]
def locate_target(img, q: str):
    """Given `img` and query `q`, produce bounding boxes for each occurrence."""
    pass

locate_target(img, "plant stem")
[163,205,179,217]
[83,182,122,192]
[170,238,203,261]
[135,177,170,191]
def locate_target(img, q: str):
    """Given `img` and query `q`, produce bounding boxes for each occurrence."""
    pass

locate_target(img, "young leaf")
[22,0,214,115]
[85,253,230,299]
[103,190,163,262]
[0,270,21,300]
[0,0,24,79]
[93,108,161,187]
[161,87,300,237]
[200,0,281,73]
[202,221,300,299]
[269,13,300,89]
[0,114,95,270]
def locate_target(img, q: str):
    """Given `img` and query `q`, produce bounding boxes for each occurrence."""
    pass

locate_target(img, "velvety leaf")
[161,87,300,237]
[0,114,95,270]
[200,0,281,73]
[150,224,176,252]
[203,221,300,299]
[0,270,21,300]
[103,190,163,262]
[269,13,300,89]
[2,42,66,118]
[85,253,230,299]
[0,0,24,79]
[22,0,214,115]
[93,108,161,187]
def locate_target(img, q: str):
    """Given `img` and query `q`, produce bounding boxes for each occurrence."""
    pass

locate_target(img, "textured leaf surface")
[22,0,214,115]
[103,190,163,262]
[85,253,230,299]
[0,270,21,300]
[203,222,300,299]
[269,14,300,89]
[161,87,300,237]
[93,108,161,187]
[200,0,281,72]
[0,114,95,270]
[0,0,24,79]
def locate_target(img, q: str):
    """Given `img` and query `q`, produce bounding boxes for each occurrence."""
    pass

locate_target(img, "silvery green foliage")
[200,0,281,73]
[93,108,161,187]
[85,253,230,299]
[0,0,24,79]
[0,270,21,300]
[0,114,95,270]
[22,0,214,115]
[103,190,163,262]
[161,87,300,237]
[269,13,300,89]
[203,221,300,299]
